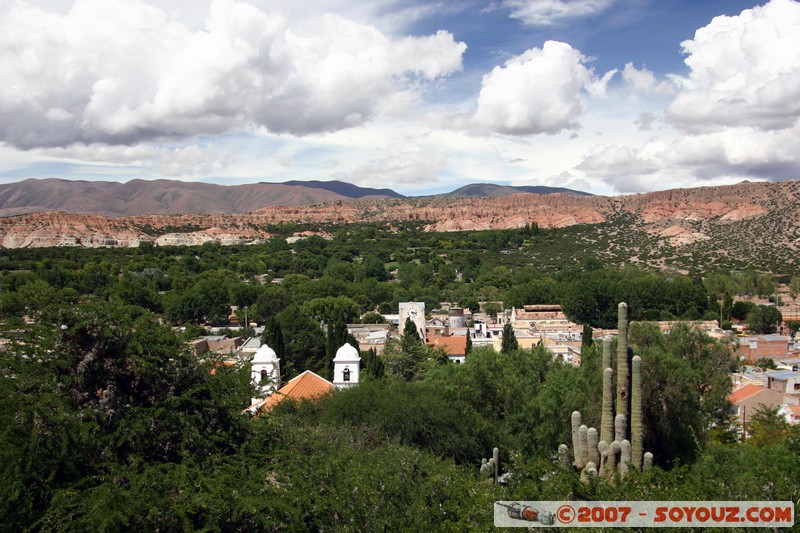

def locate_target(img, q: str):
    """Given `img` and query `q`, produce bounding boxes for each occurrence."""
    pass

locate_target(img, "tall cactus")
[643,452,653,471]
[601,366,614,444]
[587,427,599,466]
[619,439,632,476]
[480,447,501,483]
[602,335,613,375]
[616,302,629,420]
[493,447,500,483]
[631,355,643,471]
[615,413,626,443]
[578,425,589,469]
[558,302,653,482]
[558,444,571,470]
[571,411,582,468]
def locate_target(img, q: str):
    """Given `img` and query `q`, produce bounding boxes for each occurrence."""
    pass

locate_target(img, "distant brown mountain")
[1,180,799,273]
[442,183,592,198]
[0,178,403,217]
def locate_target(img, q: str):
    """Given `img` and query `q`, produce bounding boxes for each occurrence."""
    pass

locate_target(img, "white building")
[399,302,426,341]
[250,343,281,402]
[332,342,361,389]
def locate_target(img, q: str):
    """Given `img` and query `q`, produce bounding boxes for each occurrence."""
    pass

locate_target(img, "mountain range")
[0,179,799,273]
[0,178,587,217]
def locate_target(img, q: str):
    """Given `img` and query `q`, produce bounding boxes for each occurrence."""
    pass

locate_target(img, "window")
[343,367,351,382]
[261,369,268,382]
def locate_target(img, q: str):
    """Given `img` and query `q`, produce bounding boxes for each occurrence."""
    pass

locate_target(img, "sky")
[1,0,799,196]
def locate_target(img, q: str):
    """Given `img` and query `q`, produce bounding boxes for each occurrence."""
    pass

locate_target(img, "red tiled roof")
[784,404,800,416]
[250,370,334,413]
[727,384,767,404]
[427,335,467,356]
[209,360,235,375]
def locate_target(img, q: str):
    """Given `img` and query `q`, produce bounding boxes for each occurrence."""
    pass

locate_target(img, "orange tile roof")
[209,360,235,375]
[249,370,334,413]
[727,384,767,404]
[427,335,467,356]
[784,404,800,416]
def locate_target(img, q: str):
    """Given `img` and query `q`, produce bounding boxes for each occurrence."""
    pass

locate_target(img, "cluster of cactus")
[559,303,653,479]
[480,447,500,483]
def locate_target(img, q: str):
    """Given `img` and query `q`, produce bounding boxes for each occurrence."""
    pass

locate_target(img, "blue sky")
[1,0,798,196]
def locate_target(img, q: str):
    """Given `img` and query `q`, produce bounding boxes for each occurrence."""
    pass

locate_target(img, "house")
[447,307,467,328]
[347,323,390,354]
[778,404,800,425]
[426,320,449,340]
[245,370,334,415]
[540,337,582,366]
[427,335,467,363]
[737,335,793,362]
[727,384,786,429]
[511,305,581,334]
[765,370,800,395]
[239,336,262,354]
[189,335,243,356]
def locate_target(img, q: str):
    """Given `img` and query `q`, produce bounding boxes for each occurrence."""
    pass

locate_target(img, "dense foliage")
[3,221,784,379]
[1,222,798,529]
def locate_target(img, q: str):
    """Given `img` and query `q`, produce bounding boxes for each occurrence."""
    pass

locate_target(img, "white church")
[248,340,361,405]
[332,342,360,388]
[250,343,281,403]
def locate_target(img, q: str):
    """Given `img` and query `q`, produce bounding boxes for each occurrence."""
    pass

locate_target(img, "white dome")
[333,342,360,362]
[252,343,278,363]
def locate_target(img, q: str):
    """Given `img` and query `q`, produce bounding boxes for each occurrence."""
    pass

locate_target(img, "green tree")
[483,301,502,319]
[747,304,782,334]
[630,322,734,465]
[747,404,788,448]
[360,255,387,281]
[383,318,430,381]
[361,347,385,379]
[501,322,519,353]
[251,285,293,323]
[276,305,327,378]
[360,311,385,324]
[0,301,252,529]
[303,296,360,325]
[755,357,778,370]
[261,316,286,360]
[400,317,422,353]
[731,300,756,320]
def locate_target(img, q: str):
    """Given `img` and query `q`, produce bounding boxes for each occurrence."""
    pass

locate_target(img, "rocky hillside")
[1,180,798,271]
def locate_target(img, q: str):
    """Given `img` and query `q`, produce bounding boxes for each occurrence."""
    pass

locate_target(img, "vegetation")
[1,221,798,528]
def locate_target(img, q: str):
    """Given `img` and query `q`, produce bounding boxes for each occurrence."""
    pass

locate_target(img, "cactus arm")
[578,425,589,469]
[571,411,582,467]
[631,355,643,471]
[616,303,629,420]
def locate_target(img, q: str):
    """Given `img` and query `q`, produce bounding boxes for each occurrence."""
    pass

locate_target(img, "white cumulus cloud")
[667,0,800,133]
[472,41,593,135]
[621,63,673,94]
[575,122,800,193]
[503,0,615,26]
[0,0,466,149]
[341,144,447,186]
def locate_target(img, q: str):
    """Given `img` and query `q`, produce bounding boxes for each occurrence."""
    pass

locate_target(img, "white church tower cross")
[333,342,361,389]
[251,343,281,400]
